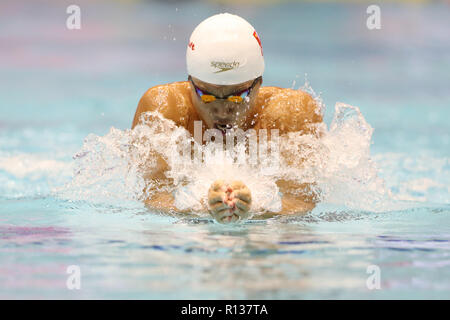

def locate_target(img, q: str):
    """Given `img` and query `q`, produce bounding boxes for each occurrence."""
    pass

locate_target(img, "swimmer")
[132,13,323,223]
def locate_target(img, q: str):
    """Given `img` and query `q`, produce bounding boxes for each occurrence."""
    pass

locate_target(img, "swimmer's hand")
[208,180,252,224]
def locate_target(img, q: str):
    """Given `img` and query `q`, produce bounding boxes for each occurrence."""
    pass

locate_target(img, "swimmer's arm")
[281,91,322,214]
[281,90,322,214]
[133,152,183,213]
[144,191,209,215]
[256,196,315,219]
[131,84,185,184]
[131,85,179,212]
[277,181,318,215]
[257,89,323,215]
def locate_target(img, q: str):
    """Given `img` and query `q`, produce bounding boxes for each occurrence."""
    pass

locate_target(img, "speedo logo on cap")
[210,61,240,73]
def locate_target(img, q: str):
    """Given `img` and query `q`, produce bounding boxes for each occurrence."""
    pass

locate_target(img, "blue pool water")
[0,0,449,299]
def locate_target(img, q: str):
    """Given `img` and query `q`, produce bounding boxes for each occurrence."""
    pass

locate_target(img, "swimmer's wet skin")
[131,13,323,223]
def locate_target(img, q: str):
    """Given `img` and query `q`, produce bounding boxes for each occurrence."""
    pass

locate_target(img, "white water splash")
[55,91,395,214]
[314,103,391,210]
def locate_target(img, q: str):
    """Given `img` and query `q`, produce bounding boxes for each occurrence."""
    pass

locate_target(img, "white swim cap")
[186,13,264,85]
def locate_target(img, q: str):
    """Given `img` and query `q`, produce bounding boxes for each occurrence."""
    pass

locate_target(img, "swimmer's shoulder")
[132,81,194,129]
[254,86,323,134]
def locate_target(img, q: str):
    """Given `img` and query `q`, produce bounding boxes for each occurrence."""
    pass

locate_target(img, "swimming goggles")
[188,76,261,103]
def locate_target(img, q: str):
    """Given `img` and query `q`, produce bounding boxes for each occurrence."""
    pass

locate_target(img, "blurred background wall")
[0,0,448,155]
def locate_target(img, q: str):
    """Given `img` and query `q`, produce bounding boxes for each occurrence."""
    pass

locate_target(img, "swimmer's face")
[189,76,262,132]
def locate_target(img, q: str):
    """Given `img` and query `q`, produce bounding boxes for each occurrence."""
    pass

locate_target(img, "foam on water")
[0,152,72,199]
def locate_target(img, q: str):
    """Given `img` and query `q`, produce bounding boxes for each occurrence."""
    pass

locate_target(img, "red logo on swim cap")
[253,31,263,56]
[188,41,195,50]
